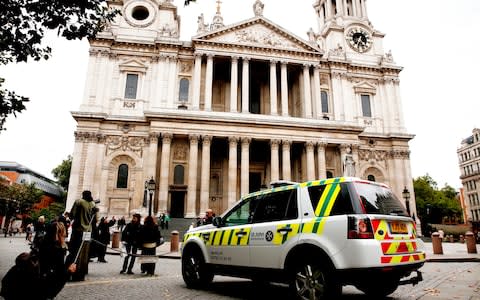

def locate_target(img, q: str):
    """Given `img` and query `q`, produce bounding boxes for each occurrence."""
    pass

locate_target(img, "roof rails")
[269,180,298,188]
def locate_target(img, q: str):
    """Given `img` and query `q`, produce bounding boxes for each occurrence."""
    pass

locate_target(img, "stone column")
[303,64,312,118]
[192,54,202,110]
[281,62,289,116]
[269,60,278,115]
[228,137,239,207]
[270,139,280,182]
[317,141,327,179]
[313,65,322,117]
[167,56,177,109]
[158,133,172,213]
[186,135,199,217]
[147,132,159,191]
[282,140,292,181]
[204,54,214,111]
[200,135,212,216]
[306,141,315,181]
[242,58,250,113]
[240,137,251,196]
[230,56,238,112]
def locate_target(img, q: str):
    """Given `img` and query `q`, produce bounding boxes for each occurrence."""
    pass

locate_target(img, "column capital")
[317,140,328,148]
[162,132,173,144]
[280,60,288,66]
[242,56,250,62]
[282,140,292,147]
[202,135,212,145]
[229,136,239,145]
[270,59,278,66]
[270,139,281,148]
[305,141,315,150]
[241,137,251,145]
[303,63,312,69]
[231,56,239,62]
[206,53,214,59]
[149,132,160,143]
[194,53,203,59]
[189,134,200,144]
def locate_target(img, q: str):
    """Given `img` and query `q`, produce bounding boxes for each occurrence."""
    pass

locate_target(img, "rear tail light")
[348,216,374,239]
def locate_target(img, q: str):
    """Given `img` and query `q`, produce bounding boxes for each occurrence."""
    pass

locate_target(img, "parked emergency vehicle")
[181,177,425,299]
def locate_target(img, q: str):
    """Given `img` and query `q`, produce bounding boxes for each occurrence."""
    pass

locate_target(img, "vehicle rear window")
[352,182,408,216]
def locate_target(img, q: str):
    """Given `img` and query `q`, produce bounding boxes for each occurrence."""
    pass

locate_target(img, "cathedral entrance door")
[170,191,185,218]
[249,172,262,193]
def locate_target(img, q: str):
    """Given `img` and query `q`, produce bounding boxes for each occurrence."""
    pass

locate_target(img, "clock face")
[346,28,372,53]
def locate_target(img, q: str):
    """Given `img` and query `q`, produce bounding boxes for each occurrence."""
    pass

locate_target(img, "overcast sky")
[0,0,479,189]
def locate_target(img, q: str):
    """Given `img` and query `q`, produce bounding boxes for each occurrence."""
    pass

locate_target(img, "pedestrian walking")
[138,216,162,275]
[25,223,33,243]
[96,216,116,263]
[164,212,170,230]
[120,213,141,274]
[65,190,97,281]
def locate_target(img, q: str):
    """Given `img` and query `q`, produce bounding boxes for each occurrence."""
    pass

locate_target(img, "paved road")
[1,236,479,299]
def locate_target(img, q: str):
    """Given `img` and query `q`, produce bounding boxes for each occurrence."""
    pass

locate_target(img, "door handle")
[277,227,292,235]
[235,230,247,238]
[202,232,211,241]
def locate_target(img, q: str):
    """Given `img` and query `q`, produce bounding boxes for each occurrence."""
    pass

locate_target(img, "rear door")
[249,187,301,269]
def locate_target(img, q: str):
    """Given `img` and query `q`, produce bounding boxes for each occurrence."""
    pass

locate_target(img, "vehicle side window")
[224,196,259,226]
[307,183,354,216]
[329,183,354,215]
[252,189,297,223]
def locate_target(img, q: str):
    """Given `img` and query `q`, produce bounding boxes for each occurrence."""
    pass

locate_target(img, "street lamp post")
[402,186,411,217]
[147,177,156,217]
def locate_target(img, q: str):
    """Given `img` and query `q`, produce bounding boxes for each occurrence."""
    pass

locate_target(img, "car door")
[249,186,301,269]
[206,197,256,267]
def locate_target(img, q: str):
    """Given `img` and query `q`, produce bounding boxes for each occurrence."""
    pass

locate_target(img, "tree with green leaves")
[413,174,462,234]
[52,155,72,191]
[0,0,119,131]
[0,182,44,216]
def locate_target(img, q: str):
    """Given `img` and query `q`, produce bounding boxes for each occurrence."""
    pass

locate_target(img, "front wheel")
[290,259,341,300]
[181,248,214,288]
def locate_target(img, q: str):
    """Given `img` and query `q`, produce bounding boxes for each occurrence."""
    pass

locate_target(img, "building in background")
[67,0,419,230]
[458,128,480,223]
[0,161,64,228]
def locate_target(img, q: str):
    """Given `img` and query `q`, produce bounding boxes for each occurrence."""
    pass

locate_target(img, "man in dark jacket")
[96,216,116,263]
[120,213,141,274]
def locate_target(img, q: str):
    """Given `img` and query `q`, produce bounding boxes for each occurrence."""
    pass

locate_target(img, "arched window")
[174,165,185,185]
[367,174,376,182]
[179,78,189,102]
[321,91,329,113]
[117,164,128,188]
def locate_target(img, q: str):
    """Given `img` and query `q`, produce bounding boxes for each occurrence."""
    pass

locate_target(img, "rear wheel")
[290,258,341,300]
[181,248,214,288]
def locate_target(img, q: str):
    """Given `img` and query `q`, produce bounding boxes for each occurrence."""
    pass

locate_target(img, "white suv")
[181,177,425,299]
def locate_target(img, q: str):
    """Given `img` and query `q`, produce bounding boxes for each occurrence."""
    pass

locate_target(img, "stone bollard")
[111,230,120,248]
[460,235,465,243]
[431,232,443,255]
[170,230,179,252]
[465,231,478,254]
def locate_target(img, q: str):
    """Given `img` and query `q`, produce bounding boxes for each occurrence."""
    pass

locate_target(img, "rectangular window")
[321,91,329,113]
[361,94,372,117]
[125,74,138,99]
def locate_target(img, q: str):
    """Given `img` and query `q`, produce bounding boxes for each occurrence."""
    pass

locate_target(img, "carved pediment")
[194,17,320,53]
[119,58,148,73]
[353,81,377,95]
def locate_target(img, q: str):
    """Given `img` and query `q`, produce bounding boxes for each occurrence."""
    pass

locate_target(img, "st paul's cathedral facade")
[67,0,419,227]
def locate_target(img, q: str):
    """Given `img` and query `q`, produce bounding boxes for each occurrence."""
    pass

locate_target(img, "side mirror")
[212,216,223,227]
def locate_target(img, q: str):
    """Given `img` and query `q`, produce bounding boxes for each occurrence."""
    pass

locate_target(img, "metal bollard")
[465,231,478,254]
[111,230,120,248]
[170,230,179,252]
[431,232,443,255]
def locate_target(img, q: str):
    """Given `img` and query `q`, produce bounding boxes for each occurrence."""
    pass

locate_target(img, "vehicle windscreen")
[353,182,408,216]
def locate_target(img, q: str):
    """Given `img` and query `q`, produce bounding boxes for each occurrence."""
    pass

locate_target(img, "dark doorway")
[170,191,185,218]
[249,172,262,193]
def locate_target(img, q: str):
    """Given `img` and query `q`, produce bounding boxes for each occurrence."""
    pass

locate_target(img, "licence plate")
[389,222,408,234]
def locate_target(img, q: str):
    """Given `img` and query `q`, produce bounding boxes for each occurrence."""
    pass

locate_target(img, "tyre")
[356,277,399,298]
[290,258,341,300]
[181,248,214,288]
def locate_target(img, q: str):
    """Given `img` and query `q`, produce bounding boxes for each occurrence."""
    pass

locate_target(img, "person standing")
[138,216,162,275]
[120,213,141,274]
[96,216,116,263]
[32,215,47,251]
[164,212,170,230]
[37,221,76,299]
[65,190,97,281]
[117,216,126,232]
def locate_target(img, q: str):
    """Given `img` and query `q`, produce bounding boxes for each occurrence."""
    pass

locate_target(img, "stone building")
[67,0,418,224]
[458,129,480,222]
